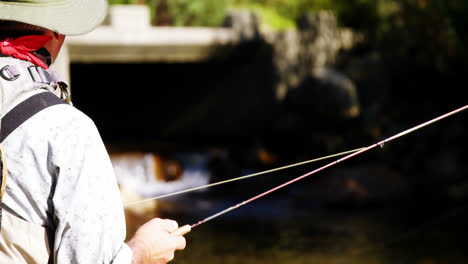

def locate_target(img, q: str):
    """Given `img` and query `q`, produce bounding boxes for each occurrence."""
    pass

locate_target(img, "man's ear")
[43,30,66,61]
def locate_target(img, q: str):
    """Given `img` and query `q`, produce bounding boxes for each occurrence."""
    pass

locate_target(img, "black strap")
[1,92,67,143]
[0,92,66,232]
[0,148,4,231]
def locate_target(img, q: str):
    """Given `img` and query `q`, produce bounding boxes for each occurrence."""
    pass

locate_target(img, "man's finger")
[164,219,179,232]
[173,236,186,250]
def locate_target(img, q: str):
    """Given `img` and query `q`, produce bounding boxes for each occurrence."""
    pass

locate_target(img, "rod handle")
[171,224,191,236]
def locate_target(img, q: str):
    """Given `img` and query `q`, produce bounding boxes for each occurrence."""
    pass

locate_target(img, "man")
[0,0,186,263]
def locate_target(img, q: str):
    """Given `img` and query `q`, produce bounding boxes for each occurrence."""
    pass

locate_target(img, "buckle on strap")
[0,63,72,105]
[0,65,20,81]
[28,65,53,84]
[27,65,72,105]
[0,64,65,86]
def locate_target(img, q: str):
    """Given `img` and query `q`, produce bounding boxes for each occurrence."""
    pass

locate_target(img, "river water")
[112,152,468,264]
[160,195,468,264]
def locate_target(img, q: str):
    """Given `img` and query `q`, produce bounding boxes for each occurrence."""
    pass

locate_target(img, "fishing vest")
[0,56,70,264]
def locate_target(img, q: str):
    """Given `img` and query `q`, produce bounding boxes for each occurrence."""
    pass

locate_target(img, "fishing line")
[124,147,366,207]
[171,104,468,236]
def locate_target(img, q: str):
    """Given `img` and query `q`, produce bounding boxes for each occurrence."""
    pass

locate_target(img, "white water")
[111,152,211,198]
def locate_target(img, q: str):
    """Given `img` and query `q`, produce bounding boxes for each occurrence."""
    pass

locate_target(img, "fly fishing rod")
[171,104,468,236]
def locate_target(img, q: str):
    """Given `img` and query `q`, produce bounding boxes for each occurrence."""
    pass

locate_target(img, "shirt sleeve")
[49,105,133,264]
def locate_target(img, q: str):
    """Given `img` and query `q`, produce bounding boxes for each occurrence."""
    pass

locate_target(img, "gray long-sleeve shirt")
[2,99,133,263]
[1,57,133,263]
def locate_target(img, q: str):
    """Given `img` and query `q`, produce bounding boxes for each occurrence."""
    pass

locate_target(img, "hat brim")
[0,0,108,36]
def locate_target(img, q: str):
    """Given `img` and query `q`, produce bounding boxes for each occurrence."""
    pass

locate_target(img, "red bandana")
[0,35,52,69]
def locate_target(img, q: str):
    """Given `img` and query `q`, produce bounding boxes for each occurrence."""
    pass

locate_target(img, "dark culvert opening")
[69,46,280,153]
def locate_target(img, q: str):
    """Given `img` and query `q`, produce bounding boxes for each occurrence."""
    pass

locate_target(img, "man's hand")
[127,218,187,264]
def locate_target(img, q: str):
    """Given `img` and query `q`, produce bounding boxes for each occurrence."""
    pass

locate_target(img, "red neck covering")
[0,35,52,69]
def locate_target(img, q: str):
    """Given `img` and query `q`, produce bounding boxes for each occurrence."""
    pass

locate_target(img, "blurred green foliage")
[109,0,140,4]
[108,0,468,75]
[107,0,379,29]
[167,0,234,27]
[108,0,335,28]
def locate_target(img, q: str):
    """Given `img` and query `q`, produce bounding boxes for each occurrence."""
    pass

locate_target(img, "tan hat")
[0,0,108,36]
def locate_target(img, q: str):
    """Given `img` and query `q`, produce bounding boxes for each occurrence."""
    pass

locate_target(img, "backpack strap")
[0,92,67,142]
[0,92,67,230]
[0,145,6,231]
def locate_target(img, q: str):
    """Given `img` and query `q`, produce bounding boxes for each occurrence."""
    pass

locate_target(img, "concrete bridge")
[52,5,241,84]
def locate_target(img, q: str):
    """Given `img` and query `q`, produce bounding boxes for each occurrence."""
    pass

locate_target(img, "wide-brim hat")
[0,0,108,36]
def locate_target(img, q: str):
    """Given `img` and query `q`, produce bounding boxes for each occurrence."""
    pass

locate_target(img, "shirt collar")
[32,47,53,68]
